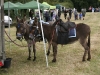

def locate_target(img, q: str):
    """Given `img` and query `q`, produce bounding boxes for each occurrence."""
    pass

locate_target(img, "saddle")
[57,21,76,44]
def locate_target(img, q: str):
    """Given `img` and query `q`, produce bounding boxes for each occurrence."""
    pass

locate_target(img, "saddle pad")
[29,20,49,25]
[68,28,76,38]
[40,20,49,24]
[29,20,34,25]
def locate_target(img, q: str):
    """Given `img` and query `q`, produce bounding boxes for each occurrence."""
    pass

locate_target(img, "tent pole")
[37,0,48,67]
[8,1,11,52]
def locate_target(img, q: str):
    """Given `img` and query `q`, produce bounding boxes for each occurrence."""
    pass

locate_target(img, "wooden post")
[0,0,5,61]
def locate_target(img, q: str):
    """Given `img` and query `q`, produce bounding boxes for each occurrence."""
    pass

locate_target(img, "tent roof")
[17,0,45,9]
[56,4,62,9]
[56,4,62,6]
[42,3,50,9]
[42,2,56,9]
[15,2,24,6]
[4,1,18,10]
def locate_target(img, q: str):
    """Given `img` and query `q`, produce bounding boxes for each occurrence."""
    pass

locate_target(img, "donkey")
[16,17,37,61]
[29,18,91,62]
[55,19,91,62]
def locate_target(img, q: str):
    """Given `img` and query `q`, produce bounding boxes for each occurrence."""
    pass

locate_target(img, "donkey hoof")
[27,58,31,60]
[33,57,36,61]
[82,59,86,62]
[47,52,50,56]
[52,59,56,62]
[33,59,36,61]
[87,58,91,61]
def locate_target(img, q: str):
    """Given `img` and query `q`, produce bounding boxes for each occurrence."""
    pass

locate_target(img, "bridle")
[29,24,40,40]
[29,19,44,41]
[16,22,27,41]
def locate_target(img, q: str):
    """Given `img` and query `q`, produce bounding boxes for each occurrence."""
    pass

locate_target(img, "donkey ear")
[23,14,26,21]
[34,17,38,21]
[34,17,37,20]
[16,16,20,22]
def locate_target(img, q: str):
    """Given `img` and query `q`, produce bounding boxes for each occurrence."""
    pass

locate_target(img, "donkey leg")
[87,48,91,61]
[27,41,31,60]
[27,48,31,60]
[82,42,91,61]
[80,39,88,61]
[33,44,36,61]
[52,42,57,62]
[47,43,51,56]
[82,49,88,61]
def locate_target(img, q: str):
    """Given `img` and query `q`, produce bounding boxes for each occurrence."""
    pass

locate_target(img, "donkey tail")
[87,32,90,48]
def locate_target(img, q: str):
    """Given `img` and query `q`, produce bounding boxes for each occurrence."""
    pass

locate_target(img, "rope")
[5,30,28,47]
[5,38,16,42]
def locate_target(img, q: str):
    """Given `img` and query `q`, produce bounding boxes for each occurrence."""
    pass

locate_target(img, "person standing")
[52,10,56,21]
[68,8,72,19]
[50,10,53,21]
[79,12,82,20]
[92,7,94,13]
[45,11,49,22]
[40,9,43,19]
[29,10,33,20]
[58,9,61,18]
[64,9,67,19]
[81,8,86,20]
[74,9,78,20]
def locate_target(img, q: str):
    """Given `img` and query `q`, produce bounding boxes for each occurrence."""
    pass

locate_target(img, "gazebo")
[56,4,62,11]
[17,0,49,9]
[42,2,56,9]
[4,1,18,10]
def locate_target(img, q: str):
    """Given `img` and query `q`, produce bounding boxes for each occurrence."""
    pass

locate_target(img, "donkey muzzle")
[16,33,22,40]
[29,33,35,40]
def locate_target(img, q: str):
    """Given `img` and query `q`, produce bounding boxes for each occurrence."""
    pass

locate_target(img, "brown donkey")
[29,18,91,62]
[16,17,37,61]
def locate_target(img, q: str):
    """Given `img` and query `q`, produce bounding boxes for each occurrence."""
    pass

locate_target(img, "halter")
[29,19,42,41]
[16,22,27,41]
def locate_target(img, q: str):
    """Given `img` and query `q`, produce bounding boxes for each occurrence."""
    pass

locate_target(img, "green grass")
[1,12,100,75]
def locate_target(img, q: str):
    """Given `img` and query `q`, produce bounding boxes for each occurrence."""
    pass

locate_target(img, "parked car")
[4,16,12,27]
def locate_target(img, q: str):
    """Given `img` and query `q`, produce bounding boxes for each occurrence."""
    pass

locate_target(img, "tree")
[4,0,100,11]
[71,0,100,12]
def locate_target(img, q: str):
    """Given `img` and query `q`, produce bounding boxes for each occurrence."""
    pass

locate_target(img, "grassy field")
[1,12,100,75]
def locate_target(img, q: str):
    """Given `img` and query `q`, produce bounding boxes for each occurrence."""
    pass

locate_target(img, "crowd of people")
[28,9,61,22]
[63,8,86,20]
[29,7,98,22]
[88,6,100,12]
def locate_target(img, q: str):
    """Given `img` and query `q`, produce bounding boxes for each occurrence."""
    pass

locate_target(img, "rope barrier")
[5,30,28,47]
[5,38,16,42]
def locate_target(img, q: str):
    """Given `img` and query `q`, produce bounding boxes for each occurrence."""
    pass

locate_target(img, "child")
[79,12,82,20]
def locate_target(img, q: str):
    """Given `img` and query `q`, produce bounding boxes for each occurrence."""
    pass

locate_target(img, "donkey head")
[16,16,27,40]
[29,17,41,40]
[56,19,63,26]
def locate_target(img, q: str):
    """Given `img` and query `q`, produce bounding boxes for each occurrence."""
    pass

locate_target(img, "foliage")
[60,2,73,8]
[71,0,100,11]
[4,0,100,11]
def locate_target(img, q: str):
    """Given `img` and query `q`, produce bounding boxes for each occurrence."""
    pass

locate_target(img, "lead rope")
[5,30,28,47]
